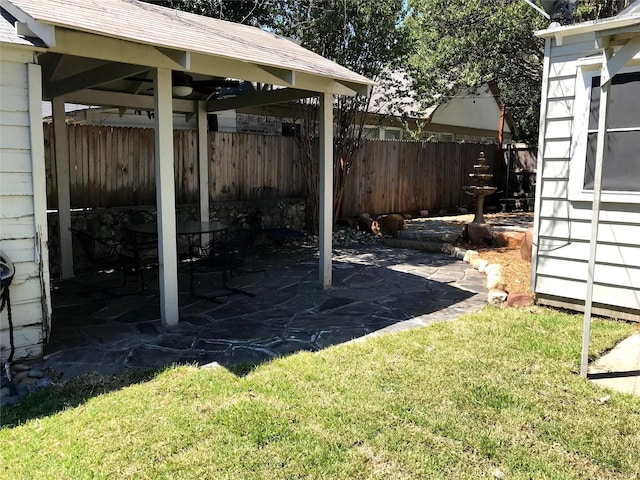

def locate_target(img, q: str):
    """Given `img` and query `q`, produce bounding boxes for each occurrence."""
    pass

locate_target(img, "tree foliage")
[141,0,409,227]
[144,0,274,26]
[404,0,547,143]
[404,0,635,144]
[270,1,407,224]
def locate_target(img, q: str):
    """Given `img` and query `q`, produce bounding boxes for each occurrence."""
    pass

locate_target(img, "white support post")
[318,92,333,289]
[153,68,180,327]
[28,63,52,337]
[197,101,210,246]
[580,48,612,378]
[52,96,73,279]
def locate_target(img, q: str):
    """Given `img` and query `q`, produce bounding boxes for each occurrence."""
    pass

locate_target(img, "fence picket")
[43,124,519,216]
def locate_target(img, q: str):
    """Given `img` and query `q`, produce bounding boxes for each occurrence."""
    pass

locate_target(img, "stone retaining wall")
[47,198,306,276]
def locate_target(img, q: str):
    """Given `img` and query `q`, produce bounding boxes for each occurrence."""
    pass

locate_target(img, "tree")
[143,0,274,26]
[404,0,547,144]
[404,0,635,144]
[271,1,408,227]
[142,0,408,230]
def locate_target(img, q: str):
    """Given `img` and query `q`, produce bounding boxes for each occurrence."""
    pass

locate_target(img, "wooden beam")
[1,0,57,46]
[206,88,316,112]
[38,53,63,84]
[52,29,184,70]
[318,92,333,289]
[156,47,191,69]
[49,29,371,96]
[257,65,295,85]
[51,97,73,279]
[153,67,180,327]
[336,79,371,96]
[63,89,196,113]
[44,63,150,99]
[601,37,640,85]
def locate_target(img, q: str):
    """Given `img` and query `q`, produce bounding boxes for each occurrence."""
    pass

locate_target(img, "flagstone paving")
[43,244,488,381]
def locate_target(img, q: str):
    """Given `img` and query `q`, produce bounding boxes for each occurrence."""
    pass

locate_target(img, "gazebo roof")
[1,0,373,103]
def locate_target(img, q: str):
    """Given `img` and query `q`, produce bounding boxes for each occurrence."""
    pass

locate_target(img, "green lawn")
[1,307,639,479]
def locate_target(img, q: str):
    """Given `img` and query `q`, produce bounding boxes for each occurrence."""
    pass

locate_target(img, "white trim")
[153,67,180,327]
[568,64,640,203]
[319,92,333,289]
[532,38,552,294]
[27,63,51,339]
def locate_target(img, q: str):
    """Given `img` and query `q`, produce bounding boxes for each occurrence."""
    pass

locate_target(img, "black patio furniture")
[197,217,256,299]
[69,227,141,291]
[248,186,311,257]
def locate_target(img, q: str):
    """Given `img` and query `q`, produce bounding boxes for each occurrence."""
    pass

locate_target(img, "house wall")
[532,34,640,320]
[0,50,51,361]
[429,84,511,135]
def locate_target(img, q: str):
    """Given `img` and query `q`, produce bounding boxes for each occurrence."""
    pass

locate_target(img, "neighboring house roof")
[2,0,373,89]
[370,71,516,137]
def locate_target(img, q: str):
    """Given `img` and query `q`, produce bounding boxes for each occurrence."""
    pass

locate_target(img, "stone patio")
[43,242,488,381]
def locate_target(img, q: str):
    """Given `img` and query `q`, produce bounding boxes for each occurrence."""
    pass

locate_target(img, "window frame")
[568,64,640,203]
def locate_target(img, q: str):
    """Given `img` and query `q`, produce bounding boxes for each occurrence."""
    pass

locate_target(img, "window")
[383,129,402,140]
[363,127,381,140]
[570,67,640,202]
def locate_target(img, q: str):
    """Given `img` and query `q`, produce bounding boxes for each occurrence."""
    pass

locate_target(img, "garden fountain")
[463,152,497,223]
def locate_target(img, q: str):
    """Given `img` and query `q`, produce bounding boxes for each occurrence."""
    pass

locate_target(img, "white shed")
[0,0,373,363]
[532,4,640,323]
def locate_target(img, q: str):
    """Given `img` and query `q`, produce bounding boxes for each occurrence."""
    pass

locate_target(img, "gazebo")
[0,0,373,361]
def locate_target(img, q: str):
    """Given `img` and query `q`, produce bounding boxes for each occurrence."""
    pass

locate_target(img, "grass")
[1,306,639,479]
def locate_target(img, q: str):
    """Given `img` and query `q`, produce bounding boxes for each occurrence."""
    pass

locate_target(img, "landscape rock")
[469,255,483,269]
[494,231,524,249]
[371,214,405,237]
[520,227,534,262]
[419,210,429,217]
[506,292,535,308]
[463,223,494,246]
[463,250,479,263]
[488,289,508,304]
[476,259,490,273]
[441,243,455,255]
[485,264,505,290]
[13,370,30,382]
[28,369,44,378]
[11,363,30,373]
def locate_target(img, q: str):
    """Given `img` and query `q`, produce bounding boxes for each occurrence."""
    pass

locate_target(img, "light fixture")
[172,85,193,97]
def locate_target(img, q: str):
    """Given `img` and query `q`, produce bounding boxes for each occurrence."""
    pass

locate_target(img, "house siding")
[0,55,49,361]
[533,36,640,321]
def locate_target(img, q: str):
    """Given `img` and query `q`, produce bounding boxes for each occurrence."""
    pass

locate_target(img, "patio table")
[127,220,229,295]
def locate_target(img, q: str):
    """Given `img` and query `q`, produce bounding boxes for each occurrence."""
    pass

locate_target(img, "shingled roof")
[2,0,373,89]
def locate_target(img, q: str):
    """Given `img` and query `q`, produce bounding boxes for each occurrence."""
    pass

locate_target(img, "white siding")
[0,57,47,362]
[533,37,640,320]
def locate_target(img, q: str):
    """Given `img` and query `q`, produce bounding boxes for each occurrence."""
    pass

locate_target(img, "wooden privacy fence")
[43,124,500,216]
[343,140,497,217]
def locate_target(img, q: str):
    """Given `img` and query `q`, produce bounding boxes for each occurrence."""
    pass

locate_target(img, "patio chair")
[194,217,257,298]
[69,227,137,287]
[121,224,159,291]
[248,187,310,258]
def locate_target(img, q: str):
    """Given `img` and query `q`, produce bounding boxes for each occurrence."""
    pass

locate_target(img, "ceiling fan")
[125,71,242,97]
